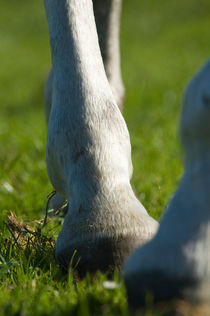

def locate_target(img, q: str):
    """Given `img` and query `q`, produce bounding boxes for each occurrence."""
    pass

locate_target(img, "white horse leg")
[44,0,124,215]
[93,0,124,111]
[44,0,158,275]
[124,60,210,306]
[44,0,124,123]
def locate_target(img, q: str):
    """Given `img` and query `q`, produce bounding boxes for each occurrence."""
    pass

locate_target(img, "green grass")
[0,0,210,314]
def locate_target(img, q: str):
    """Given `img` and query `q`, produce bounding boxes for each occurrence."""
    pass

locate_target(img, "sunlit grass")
[0,0,210,314]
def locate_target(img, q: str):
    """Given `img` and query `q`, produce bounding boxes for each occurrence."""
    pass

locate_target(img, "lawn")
[0,0,210,315]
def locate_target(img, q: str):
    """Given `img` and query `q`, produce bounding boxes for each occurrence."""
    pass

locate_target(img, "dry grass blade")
[7,211,28,233]
[5,211,55,251]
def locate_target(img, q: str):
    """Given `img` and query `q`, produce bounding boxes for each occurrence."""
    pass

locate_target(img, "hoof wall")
[125,271,209,309]
[56,235,144,277]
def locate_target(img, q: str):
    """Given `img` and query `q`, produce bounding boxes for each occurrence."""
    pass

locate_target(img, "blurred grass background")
[0,0,210,314]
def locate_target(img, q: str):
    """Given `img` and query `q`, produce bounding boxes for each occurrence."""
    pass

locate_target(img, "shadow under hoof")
[56,235,143,278]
